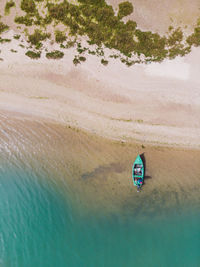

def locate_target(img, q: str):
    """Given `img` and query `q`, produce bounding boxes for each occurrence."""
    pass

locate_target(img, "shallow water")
[0,111,200,267]
[1,163,200,267]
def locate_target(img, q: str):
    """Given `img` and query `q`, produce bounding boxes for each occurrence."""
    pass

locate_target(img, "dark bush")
[46,50,64,59]
[25,50,41,59]
[0,22,9,34]
[168,28,183,46]
[15,15,33,26]
[101,59,108,65]
[73,56,80,66]
[79,56,86,61]
[0,37,11,43]
[55,30,67,43]
[125,20,137,31]
[13,34,21,39]
[21,0,36,13]
[187,27,200,46]
[28,30,50,45]
[5,0,15,15]
[118,1,133,19]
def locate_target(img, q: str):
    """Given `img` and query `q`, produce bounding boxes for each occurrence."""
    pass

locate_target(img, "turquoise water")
[0,161,200,267]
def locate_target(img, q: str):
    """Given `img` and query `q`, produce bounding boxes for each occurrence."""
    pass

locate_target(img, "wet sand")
[1,110,200,217]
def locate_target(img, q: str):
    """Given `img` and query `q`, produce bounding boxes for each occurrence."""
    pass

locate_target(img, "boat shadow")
[140,153,152,186]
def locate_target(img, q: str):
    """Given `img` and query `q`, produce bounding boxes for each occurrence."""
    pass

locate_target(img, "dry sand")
[0,31,200,149]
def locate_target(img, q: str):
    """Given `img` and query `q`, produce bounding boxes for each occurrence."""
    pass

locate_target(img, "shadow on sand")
[140,153,152,186]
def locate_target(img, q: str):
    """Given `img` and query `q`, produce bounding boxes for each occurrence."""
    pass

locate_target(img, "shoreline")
[1,110,200,216]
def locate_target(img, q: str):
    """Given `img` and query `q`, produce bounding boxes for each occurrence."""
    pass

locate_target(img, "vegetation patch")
[79,56,86,62]
[5,0,15,15]
[73,56,80,66]
[46,50,64,59]
[0,37,11,43]
[25,50,41,59]
[0,22,9,34]
[13,34,21,40]
[28,29,50,46]
[186,26,200,46]
[55,30,67,43]
[73,55,86,65]
[21,0,36,14]
[3,0,200,65]
[15,15,34,26]
[118,1,134,19]
[101,59,108,65]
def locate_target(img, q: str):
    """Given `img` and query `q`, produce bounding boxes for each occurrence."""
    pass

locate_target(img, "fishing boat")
[132,155,144,188]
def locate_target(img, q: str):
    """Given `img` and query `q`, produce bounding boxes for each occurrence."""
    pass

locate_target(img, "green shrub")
[0,22,9,34]
[35,42,43,49]
[46,50,64,59]
[125,20,137,31]
[79,56,86,62]
[88,50,96,55]
[15,15,33,26]
[109,54,119,59]
[77,47,87,54]
[73,56,80,66]
[187,27,200,46]
[4,0,199,64]
[55,30,66,43]
[42,16,52,25]
[5,0,15,15]
[118,1,133,19]
[66,40,76,48]
[167,28,183,46]
[25,50,41,59]
[21,0,36,13]
[47,2,70,20]
[101,59,108,65]
[0,37,11,43]
[13,34,21,39]
[28,30,50,45]
[78,0,106,6]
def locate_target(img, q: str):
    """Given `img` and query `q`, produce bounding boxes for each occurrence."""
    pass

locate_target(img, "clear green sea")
[0,113,200,267]
[0,161,200,267]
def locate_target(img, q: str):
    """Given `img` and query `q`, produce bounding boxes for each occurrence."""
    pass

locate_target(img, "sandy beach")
[1,28,200,214]
[1,2,200,265]
[0,32,200,149]
[0,0,200,148]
